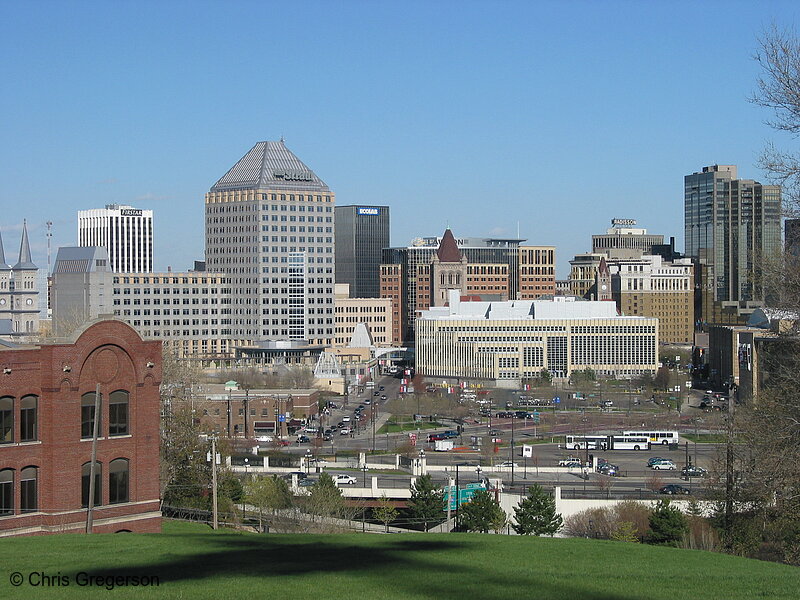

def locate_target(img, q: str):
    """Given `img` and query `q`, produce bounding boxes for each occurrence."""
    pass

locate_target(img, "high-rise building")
[0,221,40,339]
[592,219,665,259]
[205,140,335,346]
[380,229,555,344]
[685,165,781,323]
[78,205,154,273]
[334,205,389,298]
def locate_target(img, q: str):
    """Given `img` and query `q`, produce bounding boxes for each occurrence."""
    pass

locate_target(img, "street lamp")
[362,464,368,487]
[243,458,249,479]
[305,452,312,475]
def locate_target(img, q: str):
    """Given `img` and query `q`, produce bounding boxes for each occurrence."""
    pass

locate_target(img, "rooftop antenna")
[46,221,53,273]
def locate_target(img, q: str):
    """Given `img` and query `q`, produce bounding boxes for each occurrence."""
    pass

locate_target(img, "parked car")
[296,435,311,444]
[558,457,582,467]
[282,471,307,481]
[337,422,346,429]
[304,426,318,434]
[364,399,372,405]
[442,430,459,439]
[323,433,333,441]
[597,463,620,476]
[379,385,385,391]
[381,395,387,400]
[255,435,273,443]
[651,460,676,470]
[332,474,357,485]
[497,461,518,468]
[340,427,351,435]
[374,391,380,396]
[659,484,690,495]
[298,478,316,487]
[342,416,351,423]
[428,433,446,442]
[681,465,707,478]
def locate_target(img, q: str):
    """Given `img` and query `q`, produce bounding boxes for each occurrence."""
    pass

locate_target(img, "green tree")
[374,495,399,533]
[645,499,688,547]
[610,522,640,543]
[408,474,445,531]
[245,475,293,532]
[307,472,344,518]
[512,484,563,536]
[460,489,506,533]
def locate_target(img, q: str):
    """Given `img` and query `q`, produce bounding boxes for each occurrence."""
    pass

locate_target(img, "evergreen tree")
[645,499,688,546]
[408,474,445,531]
[308,472,344,518]
[460,489,505,533]
[512,484,563,536]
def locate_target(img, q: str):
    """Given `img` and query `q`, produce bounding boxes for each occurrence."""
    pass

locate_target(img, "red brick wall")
[0,319,162,536]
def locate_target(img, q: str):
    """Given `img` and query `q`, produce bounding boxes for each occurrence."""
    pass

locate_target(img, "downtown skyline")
[1,1,798,278]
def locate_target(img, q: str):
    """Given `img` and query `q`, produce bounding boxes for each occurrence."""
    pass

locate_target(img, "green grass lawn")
[377,421,442,434]
[682,433,728,443]
[2,520,798,599]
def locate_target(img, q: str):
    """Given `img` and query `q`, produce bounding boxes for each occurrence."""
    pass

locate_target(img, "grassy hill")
[2,520,797,599]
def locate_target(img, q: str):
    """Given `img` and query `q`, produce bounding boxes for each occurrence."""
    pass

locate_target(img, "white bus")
[565,434,650,451]
[564,435,608,450]
[606,435,649,451]
[622,430,679,446]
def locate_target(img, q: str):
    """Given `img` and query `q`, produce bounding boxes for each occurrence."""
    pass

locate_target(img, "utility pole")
[86,384,102,534]
[211,436,219,530]
[724,384,736,549]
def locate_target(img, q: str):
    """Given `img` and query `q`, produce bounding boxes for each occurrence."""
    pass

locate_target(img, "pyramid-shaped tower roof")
[210,140,330,193]
[436,228,463,263]
[12,220,37,270]
[0,229,11,270]
[598,256,609,276]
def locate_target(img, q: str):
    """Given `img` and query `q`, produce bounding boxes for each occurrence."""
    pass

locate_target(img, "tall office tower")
[786,218,800,259]
[685,165,782,323]
[0,221,40,338]
[334,205,389,298]
[205,140,335,346]
[78,204,154,272]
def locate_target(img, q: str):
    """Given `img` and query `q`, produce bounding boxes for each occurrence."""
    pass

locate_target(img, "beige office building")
[416,291,658,382]
[612,255,694,344]
[333,284,393,346]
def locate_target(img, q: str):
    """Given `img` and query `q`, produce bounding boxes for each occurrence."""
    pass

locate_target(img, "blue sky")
[1,0,797,277]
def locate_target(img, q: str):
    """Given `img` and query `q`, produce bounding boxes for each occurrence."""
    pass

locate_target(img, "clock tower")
[596,256,612,302]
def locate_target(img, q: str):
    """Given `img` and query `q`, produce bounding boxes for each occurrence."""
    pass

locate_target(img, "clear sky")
[1,0,798,278]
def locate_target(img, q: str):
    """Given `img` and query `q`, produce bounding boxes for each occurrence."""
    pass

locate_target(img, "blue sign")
[357,207,380,215]
[278,415,286,422]
[554,397,560,404]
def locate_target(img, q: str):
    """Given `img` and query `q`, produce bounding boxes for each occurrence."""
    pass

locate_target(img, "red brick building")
[0,319,162,536]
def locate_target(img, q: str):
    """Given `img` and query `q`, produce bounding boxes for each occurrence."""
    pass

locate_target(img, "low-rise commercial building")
[416,291,658,383]
[0,319,162,537]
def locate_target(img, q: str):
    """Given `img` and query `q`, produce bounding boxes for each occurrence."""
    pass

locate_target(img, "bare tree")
[752,25,800,215]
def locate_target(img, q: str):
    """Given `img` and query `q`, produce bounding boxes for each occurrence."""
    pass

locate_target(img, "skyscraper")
[78,204,154,272]
[334,205,389,298]
[205,140,335,346]
[684,165,781,322]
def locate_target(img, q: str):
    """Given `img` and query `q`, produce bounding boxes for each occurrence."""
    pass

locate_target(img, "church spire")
[0,228,10,270]
[13,220,37,270]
